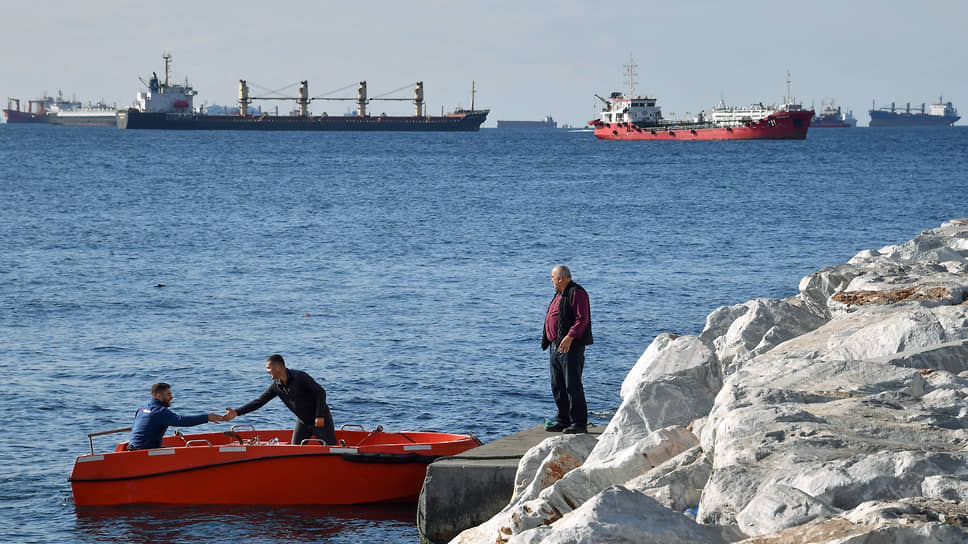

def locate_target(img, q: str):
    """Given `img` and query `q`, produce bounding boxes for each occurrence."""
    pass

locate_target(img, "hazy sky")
[2,0,966,126]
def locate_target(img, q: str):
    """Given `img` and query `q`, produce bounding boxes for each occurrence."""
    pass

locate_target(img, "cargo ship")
[47,96,118,127]
[4,92,118,126]
[589,64,812,141]
[4,98,48,123]
[497,116,557,128]
[869,97,960,127]
[810,100,856,128]
[118,54,488,131]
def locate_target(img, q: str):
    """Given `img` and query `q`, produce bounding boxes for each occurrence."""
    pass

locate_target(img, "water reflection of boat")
[69,425,480,506]
[74,503,419,542]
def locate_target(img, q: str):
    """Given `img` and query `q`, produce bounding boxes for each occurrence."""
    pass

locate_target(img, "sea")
[1,123,965,543]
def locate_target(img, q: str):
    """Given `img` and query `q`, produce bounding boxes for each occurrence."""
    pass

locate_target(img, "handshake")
[206,408,240,423]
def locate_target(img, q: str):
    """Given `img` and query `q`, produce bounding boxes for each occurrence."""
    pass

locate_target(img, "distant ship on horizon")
[3,92,118,126]
[869,97,960,127]
[810,100,856,128]
[497,116,557,129]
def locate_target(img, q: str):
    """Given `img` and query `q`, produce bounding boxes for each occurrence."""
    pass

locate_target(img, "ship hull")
[47,112,118,126]
[591,110,812,140]
[3,109,47,123]
[869,111,959,127]
[118,110,488,131]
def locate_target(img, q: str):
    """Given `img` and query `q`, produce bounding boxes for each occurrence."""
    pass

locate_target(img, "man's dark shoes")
[545,421,568,432]
[562,425,588,434]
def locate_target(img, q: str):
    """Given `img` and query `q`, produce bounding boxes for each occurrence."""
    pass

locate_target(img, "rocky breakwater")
[451,219,968,544]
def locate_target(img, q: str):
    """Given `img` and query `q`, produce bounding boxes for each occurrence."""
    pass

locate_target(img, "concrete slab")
[417,423,602,544]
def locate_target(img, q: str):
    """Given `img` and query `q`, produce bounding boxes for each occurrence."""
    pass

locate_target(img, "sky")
[2,0,966,127]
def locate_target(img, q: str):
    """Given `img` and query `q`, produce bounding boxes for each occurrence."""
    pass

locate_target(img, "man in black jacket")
[541,265,593,434]
[222,354,337,445]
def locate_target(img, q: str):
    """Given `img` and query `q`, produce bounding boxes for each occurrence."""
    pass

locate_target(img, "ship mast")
[163,52,172,87]
[625,54,638,97]
[785,70,791,104]
[471,81,476,111]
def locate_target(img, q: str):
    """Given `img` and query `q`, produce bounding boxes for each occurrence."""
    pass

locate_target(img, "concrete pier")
[417,424,602,544]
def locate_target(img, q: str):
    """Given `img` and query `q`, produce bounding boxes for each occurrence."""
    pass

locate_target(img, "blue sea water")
[0,124,966,543]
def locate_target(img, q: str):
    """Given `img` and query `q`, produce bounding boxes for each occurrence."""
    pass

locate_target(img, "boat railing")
[86,427,132,455]
[185,439,212,447]
[339,423,366,431]
[230,424,255,432]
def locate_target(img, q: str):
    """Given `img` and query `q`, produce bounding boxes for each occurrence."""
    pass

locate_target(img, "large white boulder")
[699,298,827,373]
[508,486,742,544]
[591,334,719,463]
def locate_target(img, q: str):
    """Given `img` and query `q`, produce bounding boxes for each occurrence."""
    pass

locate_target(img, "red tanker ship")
[589,65,812,141]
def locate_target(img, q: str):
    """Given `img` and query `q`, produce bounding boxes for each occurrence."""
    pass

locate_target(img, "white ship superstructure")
[134,53,196,114]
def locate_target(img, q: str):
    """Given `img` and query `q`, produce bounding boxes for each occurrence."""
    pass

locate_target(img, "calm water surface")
[1,124,965,542]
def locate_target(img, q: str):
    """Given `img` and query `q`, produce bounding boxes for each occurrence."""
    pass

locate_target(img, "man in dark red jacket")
[541,265,593,434]
[223,354,337,445]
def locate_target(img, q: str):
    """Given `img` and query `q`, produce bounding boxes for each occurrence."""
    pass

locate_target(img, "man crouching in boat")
[128,382,223,450]
[222,354,337,446]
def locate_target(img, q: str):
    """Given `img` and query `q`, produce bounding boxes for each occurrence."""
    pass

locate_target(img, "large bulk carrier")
[589,60,812,141]
[868,98,959,127]
[118,55,488,131]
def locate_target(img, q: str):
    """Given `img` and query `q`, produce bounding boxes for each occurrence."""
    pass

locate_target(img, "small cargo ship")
[3,98,47,123]
[70,424,480,506]
[869,97,960,127]
[118,54,489,131]
[4,92,119,126]
[589,65,812,141]
[810,100,856,128]
[497,116,557,128]
[47,97,118,127]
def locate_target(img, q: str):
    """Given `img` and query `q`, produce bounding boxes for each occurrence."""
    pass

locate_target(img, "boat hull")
[69,428,480,506]
[118,110,488,131]
[48,112,118,126]
[3,109,47,123]
[591,110,812,140]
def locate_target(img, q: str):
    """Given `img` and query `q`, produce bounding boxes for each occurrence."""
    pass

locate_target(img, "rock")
[625,445,712,513]
[451,427,699,543]
[449,434,596,544]
[735,483,839,536]
[590,334,719,463]
[798,265,861,319]
[921,474,968,502]
[733,498,968,542]
[700,298,827,373]
[512,434,599,504]
[507,486,742,544]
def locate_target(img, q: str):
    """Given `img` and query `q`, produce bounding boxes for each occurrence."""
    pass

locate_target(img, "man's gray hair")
[552,265,572,279]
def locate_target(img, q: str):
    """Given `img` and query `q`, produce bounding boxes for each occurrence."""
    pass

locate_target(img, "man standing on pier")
[542,265,593,434]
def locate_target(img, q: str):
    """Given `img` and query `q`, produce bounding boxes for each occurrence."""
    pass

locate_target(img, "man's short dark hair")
[267,354,286,367]
[151,382,171,396]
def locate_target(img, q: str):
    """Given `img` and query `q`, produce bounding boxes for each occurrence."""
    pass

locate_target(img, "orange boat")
[69,424,480,507]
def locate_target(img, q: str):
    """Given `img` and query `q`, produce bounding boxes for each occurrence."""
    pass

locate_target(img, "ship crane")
[238,80,428,117]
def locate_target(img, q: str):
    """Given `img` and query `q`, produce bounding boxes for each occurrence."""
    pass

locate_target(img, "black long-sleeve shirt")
[235,368,331,427]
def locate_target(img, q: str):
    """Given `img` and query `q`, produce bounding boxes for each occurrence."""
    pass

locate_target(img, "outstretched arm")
[224,386,277,421]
